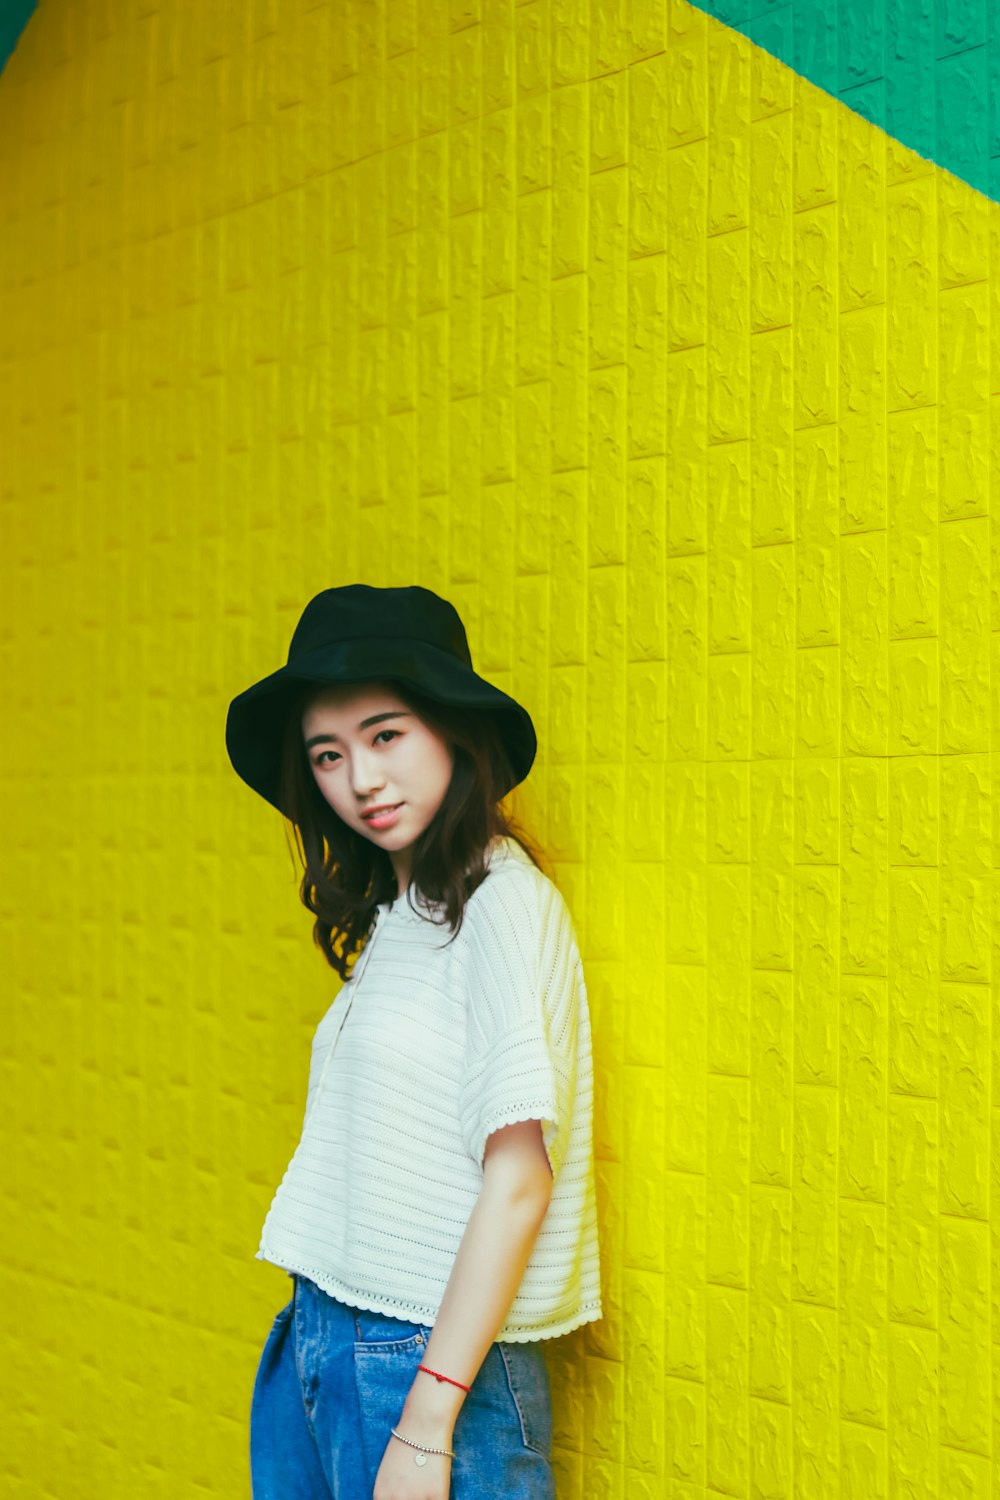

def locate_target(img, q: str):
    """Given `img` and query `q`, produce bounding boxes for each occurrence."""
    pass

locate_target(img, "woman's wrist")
[399,1371,464,1438]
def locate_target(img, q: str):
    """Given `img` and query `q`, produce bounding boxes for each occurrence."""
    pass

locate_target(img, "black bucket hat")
[225,584,537,816]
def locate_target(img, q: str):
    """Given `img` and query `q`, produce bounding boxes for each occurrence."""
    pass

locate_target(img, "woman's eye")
[314,730,398,767]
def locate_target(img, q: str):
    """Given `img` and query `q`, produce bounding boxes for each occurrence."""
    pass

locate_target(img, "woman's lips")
[363,804,403,830]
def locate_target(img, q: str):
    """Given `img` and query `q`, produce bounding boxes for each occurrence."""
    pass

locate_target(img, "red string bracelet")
[418,1363,471,1393]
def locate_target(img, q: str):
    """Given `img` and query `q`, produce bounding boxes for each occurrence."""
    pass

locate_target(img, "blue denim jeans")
[249,1272,556,1499]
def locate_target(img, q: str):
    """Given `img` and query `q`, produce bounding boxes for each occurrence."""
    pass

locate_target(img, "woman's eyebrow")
[304,711,414,749]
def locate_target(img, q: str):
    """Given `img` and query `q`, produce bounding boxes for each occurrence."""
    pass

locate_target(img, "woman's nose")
[350,752,385,797]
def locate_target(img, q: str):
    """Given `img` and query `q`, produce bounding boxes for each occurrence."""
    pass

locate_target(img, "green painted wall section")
[692,0,999,200]
[0,0,34,78]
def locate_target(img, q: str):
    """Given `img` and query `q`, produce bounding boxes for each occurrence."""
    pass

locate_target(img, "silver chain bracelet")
[390,1427,456,1466]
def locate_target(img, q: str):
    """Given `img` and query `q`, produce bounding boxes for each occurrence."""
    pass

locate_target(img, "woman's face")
[301,681,455,887]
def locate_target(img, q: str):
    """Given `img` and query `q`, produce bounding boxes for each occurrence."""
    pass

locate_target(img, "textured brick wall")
[2,1,998,1497]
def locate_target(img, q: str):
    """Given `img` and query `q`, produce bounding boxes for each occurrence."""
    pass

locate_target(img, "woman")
[226,583,602,1500]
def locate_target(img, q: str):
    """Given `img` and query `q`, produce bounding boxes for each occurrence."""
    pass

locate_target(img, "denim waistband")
[292,1270,433,1345]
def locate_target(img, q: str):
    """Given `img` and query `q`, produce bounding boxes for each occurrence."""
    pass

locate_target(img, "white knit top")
[254,835,602,1342]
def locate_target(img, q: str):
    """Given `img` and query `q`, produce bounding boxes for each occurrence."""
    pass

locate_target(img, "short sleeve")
[459,868,579,1180]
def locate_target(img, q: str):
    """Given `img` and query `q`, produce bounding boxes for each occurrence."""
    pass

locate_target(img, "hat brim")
[225,637,536,816]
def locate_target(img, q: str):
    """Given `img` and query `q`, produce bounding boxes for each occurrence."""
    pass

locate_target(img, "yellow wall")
[2,0,997,1496]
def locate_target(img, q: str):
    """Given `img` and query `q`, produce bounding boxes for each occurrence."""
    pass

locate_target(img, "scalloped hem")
[497,1304,604,1343]
[470,1100,561,1175]
[255,1246,603,1343]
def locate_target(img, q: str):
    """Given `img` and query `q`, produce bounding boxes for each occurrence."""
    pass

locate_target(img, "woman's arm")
[379,1118,554,1473]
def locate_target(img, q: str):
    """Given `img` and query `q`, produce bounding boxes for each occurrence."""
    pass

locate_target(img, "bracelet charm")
[390,1426,456,1465]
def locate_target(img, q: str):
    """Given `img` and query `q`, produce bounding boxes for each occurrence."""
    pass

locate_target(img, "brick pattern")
[1,1,999,1497]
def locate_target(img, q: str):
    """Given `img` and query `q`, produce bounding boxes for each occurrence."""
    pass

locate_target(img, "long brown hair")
[276,680,544,980]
